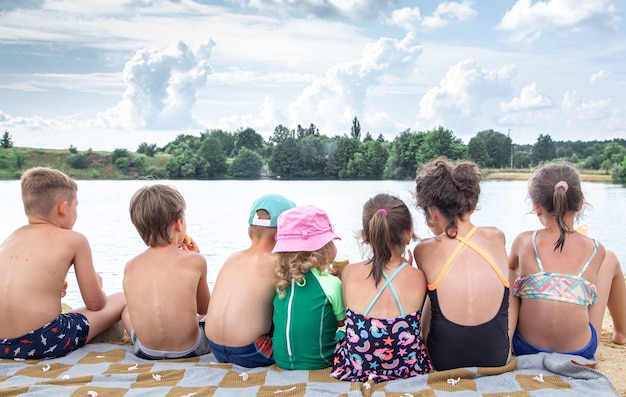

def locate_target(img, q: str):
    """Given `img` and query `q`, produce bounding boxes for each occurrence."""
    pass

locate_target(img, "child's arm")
[72,232,107,311]
[196,256,210,316]
[507,236,522,350]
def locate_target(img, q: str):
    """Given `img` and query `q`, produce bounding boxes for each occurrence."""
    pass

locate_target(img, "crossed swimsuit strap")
[364,262,408,317]
[531,230,598,276]
[428,225,509,291]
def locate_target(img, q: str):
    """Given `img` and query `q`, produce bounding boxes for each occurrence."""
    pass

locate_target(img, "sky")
[0,0,625,151]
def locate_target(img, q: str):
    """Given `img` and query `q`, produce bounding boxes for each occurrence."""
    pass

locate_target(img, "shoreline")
[485,172,612,183]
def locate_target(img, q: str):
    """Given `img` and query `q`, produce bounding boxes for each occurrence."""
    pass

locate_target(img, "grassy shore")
[484,171,612,183]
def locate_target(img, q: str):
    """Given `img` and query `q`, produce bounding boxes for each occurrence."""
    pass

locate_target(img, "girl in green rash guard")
[271,205,345,370]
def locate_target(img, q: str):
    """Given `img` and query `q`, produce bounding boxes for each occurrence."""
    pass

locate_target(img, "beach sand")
[597,305,626,396]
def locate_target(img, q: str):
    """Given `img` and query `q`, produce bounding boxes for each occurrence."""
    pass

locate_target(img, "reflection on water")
[1,179,624,308]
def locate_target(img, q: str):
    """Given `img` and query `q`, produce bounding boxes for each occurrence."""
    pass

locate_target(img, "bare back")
[511,229,605,352]
[123,245,208,352]
[0,224,105,338]
[414,225,509,326]
[341,259,428,319]
[204,240,277,346]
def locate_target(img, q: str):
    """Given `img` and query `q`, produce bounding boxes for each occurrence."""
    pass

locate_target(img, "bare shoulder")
[413,236,439,258]
[479,226,506,241]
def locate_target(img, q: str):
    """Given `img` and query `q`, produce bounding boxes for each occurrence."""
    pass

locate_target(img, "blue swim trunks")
[207,334,274,368]
[0,313,89,359]
[512,323,597,359]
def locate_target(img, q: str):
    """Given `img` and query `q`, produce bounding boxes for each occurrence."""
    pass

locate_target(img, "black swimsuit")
[425,226,510,371]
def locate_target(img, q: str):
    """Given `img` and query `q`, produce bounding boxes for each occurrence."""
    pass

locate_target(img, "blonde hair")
[129,184,186,247]
[274,243,334,299]
[20,167,77,216]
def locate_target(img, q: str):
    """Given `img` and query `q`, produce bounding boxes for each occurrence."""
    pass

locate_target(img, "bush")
[66,153,89,169]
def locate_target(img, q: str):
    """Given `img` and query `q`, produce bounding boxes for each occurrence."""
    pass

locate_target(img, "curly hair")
[274,243,335,299]
[414,156,481,238]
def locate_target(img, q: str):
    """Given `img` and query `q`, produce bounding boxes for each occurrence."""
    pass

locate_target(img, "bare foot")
[612,331,626,345]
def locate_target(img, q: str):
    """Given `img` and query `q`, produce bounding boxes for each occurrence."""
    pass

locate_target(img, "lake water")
[1,179,625,308]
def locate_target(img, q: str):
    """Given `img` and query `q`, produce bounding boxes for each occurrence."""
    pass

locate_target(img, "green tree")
[384,130,424,180]
[296,135,326,178]
[270,124,294,145]
[467,136,489,167]
[67,153,89,169]
[137,142,157,157]
[362,140,388,179]
[229,147,263,178]
[416,126,464,165]
[114,157,130,173]
[475,130,512,168]
[350,116,361,140]
[111,148,131,163]
[296,123,320,140]
[1,130,13,148]
[204,129,235,157]
[326,136,360,179]
[532,134,556,165]
[198,137,227,177]
[269,137,300,178]
[234,127,264,154]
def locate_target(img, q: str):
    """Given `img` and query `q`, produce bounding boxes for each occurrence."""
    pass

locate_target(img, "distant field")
[485,172,611,183]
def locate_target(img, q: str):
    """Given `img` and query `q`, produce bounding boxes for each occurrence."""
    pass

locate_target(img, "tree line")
[3,123,626,184]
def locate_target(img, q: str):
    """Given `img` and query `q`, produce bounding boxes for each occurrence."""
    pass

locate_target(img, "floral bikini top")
[513,230,598,306]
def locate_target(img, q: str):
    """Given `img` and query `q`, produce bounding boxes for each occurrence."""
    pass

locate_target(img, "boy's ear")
[174,218,183,232]
[58,200,68,217]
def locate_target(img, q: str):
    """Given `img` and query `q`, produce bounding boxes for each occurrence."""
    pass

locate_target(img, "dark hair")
[362,194,415,286]
[414,156,481,238]
[129,184,186,247]
[528,162,583,251]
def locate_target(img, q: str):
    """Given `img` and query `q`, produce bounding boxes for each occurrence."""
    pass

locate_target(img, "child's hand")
[61,278,68,298]
[180,234,200,253]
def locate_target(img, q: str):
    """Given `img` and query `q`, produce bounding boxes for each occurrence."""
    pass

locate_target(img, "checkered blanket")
[0,343,619,396]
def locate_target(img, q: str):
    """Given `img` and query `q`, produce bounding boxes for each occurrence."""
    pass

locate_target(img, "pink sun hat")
[272,205,340,253]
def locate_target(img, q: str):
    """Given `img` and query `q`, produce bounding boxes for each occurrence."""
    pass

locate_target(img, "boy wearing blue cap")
[204,194,296,367]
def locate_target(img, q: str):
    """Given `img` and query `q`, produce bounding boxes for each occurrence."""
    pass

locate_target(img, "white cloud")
[214,96,287,138]
[496,0,621,44]
[389,1,478,32]
[500,83,554,112]
[590,69,609,84]
[562,90,612,120]
[418,59,515,122]
[498,83,554,125]
[96,40,215,130]
[287,33,422,135]
[245,0,396,19]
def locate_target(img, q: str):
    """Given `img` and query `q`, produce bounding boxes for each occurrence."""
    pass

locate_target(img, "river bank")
[485,171,612,183]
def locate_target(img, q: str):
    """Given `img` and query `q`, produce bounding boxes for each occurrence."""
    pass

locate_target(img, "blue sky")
[0,0,624,151]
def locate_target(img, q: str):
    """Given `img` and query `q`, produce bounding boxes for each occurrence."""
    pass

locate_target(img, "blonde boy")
[204,194,295,367]
[0,167,126,359]
[122,184,210,359]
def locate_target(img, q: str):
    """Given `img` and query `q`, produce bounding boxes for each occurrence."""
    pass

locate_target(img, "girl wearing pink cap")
[271,205,345,370]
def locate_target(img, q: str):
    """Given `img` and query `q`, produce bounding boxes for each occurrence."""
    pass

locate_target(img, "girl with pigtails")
[331,193,431,383]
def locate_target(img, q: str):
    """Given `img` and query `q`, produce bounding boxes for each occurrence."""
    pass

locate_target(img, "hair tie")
[376,209,388,217]
[555,181,569,192]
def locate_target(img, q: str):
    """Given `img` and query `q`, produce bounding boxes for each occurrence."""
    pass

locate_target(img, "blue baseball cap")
[248,194,296,227]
